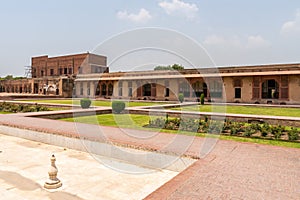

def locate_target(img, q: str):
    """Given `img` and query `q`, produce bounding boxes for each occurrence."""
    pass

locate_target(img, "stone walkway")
[0,113,299,199]
[0,134,177,200]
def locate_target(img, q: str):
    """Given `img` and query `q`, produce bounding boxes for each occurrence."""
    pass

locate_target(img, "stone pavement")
[0,114,299,199]
[0,134,177,200]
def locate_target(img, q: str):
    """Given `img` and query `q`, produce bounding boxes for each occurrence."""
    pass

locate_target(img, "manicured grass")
[0,111,11,114]
[171,105,300,117]
[19,99,166,107]
[62,114,152,129]
[60,114,300,148]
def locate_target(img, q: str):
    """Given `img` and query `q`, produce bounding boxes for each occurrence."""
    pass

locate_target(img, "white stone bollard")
[44,154,62,189]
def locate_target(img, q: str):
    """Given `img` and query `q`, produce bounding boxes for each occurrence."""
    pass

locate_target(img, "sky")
[0,0,300,76]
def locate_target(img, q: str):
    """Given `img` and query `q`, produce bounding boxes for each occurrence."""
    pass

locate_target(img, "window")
[233,79,242,87]
[108,84,113,96]
[280,76,288,99]
[41,70,44,77]
[262,79,279,99]
[137,81,142,97]
[165,88,170,97]
[59,68,63,75]
[50,69,54,76]
[165,80,169,97]
[64,68,68,74]
[87,82,90,96]
[234,79,242,99]
[128,81,132,97]
[69,68,73,74]
[80,83,83,95]
[209,80,223,98]
[95,83,100,96]
[179,82,190,97]
[252,76,260,99]
[101,84,107,96]
[235,88,241,98]
[192,81,204,97]
[143,83,151,96]
[118,81,123,96]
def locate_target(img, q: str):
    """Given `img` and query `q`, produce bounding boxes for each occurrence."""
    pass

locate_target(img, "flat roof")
[75,70,300,82]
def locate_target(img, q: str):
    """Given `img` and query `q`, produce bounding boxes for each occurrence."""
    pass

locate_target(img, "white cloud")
[204,34,269,49]
[203,35,241,47]
[117,8,152,23]
[159,0,199,19]
[246,35,270,49]
[281,9,300,35]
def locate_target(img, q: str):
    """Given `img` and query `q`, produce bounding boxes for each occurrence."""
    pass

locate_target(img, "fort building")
[0,52,107,97]
[1,52,300,104]
[74,62,300,105]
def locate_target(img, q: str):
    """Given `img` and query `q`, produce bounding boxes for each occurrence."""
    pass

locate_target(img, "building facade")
[75,63,300,104]
[1,52,300,104]
[0,52,107,97]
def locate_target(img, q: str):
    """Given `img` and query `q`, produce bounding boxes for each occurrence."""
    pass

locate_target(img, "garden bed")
[146,116,300,142]
[0,102,51,113]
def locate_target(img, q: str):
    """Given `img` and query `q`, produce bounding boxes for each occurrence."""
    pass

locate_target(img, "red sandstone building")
[0,52,107,97]
[1,52,300,104]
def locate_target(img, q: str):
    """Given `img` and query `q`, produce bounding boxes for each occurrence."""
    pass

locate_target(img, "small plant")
[112,100,125,114]
[243,126,256,137]
[260,123,270,137]
[80,98,92,109]
[0,102,50,113]
[271,125,284,140]
[200,93,205,105]
[287,128,299,141]
[178,93,184,103]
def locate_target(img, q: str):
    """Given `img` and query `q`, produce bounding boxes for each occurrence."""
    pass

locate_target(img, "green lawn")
[0,111,11,114]
[61,114,152,129]
[19,99,166,107]
[61,114,300,148]
[171,105,300,117]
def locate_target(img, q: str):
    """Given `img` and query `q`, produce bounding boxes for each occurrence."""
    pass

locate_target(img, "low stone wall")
[0,125,195,172]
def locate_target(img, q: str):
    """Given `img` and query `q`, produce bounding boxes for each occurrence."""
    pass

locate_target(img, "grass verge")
[172,105,300,117]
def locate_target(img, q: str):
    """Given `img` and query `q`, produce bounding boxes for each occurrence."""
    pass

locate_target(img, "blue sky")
[0,0,300,76]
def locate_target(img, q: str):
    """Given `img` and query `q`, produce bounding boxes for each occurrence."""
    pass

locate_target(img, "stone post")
[44,154,62,189]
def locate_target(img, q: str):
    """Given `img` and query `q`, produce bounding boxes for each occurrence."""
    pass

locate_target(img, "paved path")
[0,134,177,200]
[0,114,299,199]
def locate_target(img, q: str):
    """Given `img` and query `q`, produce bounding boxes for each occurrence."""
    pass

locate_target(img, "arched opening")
[143,83,151,96]
[262,79,279,99]
[101,83,107,96]
[192,81,207,98]
[95,83,100,96]
[203,83,208,97]
[108,83,113,96]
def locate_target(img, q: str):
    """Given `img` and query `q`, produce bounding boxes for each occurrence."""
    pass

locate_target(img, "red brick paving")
[0,114,299,199]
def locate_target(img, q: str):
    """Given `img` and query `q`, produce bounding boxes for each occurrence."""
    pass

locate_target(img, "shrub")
[243,126,256,137]
[200,93,205,105]
[80,98,92,109]
[178,93,184,103]
[287,128,299,141]
[112,101,125,114]
[0,102,50,113]
[261,123,270,137]
[271,125,284,140]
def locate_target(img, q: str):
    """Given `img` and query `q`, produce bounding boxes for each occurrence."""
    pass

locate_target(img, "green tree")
[171,64,184,70]
[154,64,184,71]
